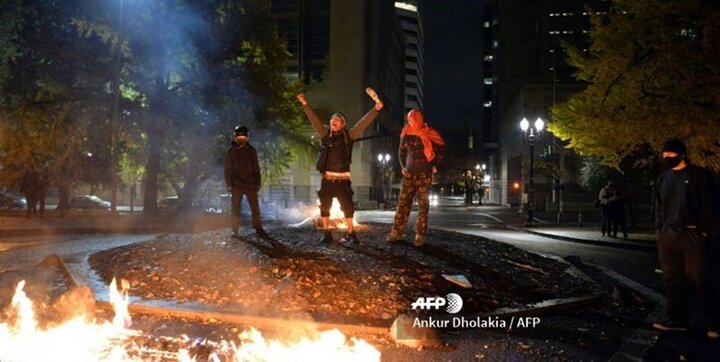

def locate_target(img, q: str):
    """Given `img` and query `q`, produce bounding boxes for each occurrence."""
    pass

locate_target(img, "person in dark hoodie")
[224,125,269,239]
[385,108,445,247]
[652,138,719,339]
[297,87,383,244]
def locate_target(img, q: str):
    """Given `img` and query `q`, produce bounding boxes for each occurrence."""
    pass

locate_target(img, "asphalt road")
[356,201,664,294]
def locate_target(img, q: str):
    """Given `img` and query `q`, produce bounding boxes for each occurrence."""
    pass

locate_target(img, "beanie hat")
[661,138,687,155]
[330,112,347,124]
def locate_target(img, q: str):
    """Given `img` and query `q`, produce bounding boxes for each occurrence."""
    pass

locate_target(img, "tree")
[0,0,117,207]
[549,0,720,171]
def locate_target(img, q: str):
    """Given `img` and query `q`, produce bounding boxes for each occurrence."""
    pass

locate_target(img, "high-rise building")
[270,0,405,203]
[271,0,330,82]
[495,0,610,207]
[395,1,424,113]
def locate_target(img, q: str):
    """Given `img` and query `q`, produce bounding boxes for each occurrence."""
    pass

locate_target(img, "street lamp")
[520,117,544,227]
[377,153,392,208]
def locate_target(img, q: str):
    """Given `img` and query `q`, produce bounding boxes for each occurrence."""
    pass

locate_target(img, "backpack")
[315,143,329,173]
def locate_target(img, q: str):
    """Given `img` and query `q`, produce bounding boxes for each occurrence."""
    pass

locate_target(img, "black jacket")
[224,141,261,190]
[654,164,720,237]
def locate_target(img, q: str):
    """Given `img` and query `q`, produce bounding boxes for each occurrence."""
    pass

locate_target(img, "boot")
[320,231,334,244]
[385,229,404,243]
[341,232,360,244]
[255,227,270,240]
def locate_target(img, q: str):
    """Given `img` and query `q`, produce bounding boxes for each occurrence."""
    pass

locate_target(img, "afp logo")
[411,293,463,314]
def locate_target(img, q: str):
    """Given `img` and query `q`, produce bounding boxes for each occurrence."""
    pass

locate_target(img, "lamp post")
[520,117,544,227]
[377,153,391,208]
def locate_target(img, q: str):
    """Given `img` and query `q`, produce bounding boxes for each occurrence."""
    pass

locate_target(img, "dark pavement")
[2,198,718,360]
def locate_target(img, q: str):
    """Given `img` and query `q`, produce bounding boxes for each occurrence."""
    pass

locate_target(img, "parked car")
[158,196,207,214]
[69,195,111,210]
[0,191,27,209]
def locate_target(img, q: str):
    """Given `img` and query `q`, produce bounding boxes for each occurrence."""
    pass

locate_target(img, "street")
[1,197,715,361]
[357,198,663,294]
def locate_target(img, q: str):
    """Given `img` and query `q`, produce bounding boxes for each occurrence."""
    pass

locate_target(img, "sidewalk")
[523,225,657,251]
[0,211,227,237]
[516,209,657,251]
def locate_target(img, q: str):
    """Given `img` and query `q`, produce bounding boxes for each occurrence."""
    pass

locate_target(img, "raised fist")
[296,94,308,106]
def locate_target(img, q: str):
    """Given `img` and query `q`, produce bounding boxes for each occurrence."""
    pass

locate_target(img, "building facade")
[395,1,424,113]
[270,0,405,204]
[495,0,610,207]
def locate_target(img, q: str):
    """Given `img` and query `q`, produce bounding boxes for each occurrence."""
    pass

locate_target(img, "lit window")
[484,21,490,28]
[483,101,492,108]
[549,67,554,71]
[484,55,493,61]
[549,49,555,53]
[493,40,499,48]
[484,77,493,85]
[549,13,555,17]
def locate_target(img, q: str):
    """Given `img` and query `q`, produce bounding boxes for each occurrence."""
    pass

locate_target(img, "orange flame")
[317,198,360,229]
[0,280,380,361]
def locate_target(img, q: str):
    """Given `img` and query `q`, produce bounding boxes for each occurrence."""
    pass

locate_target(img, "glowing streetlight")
[377,153,392,208]
[520,116,544,227]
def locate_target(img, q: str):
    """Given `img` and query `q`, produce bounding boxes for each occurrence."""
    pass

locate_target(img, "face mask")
[662,156,682,169]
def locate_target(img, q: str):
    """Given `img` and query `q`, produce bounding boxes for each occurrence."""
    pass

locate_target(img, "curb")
[0,225,227,238]
[517,227,656,251]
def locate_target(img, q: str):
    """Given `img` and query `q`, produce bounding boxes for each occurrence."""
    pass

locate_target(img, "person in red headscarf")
[386,108,445,246]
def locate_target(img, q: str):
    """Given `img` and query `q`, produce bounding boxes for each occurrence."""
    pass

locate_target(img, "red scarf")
[400,123,445,162]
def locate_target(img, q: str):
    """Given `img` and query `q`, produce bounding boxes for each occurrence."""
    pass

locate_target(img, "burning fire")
[0,280,380,361]
[319,198,360,230]
[288,198,361,230]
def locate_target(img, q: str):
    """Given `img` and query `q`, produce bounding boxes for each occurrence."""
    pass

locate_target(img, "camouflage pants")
[392,172,432,236]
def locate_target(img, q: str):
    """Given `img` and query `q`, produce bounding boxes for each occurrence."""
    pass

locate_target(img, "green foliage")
[1,0,311,207]
[0,0,115,193]
[549,0,720,171]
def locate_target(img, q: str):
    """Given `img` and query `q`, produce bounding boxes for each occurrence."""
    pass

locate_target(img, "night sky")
[422,0,485,149]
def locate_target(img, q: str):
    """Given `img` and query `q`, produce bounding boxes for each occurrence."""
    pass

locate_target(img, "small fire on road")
[0,280,380,361]
[288,198,361,230]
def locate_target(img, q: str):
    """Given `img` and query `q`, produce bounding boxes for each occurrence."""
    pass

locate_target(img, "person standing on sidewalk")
[224,125,269,240]
[598,180,616,236]
[296,87,384,244]
[609,190,628,240]
[652,138,719,339]
[20,165,40,218]
[386,108,445,247]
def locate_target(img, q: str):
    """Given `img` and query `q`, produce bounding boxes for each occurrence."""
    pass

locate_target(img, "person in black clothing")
[609,190,627,239]
[224,125,269,239]
[652,138,719,339]
[598,181,616,236]
[297,87,383,244]
[20,165,41,218]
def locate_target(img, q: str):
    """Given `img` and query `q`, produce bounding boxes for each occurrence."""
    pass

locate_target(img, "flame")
[319,198,360,230]
[233,327,380,362]
[0,279,142,361]
[0,280,380,361]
